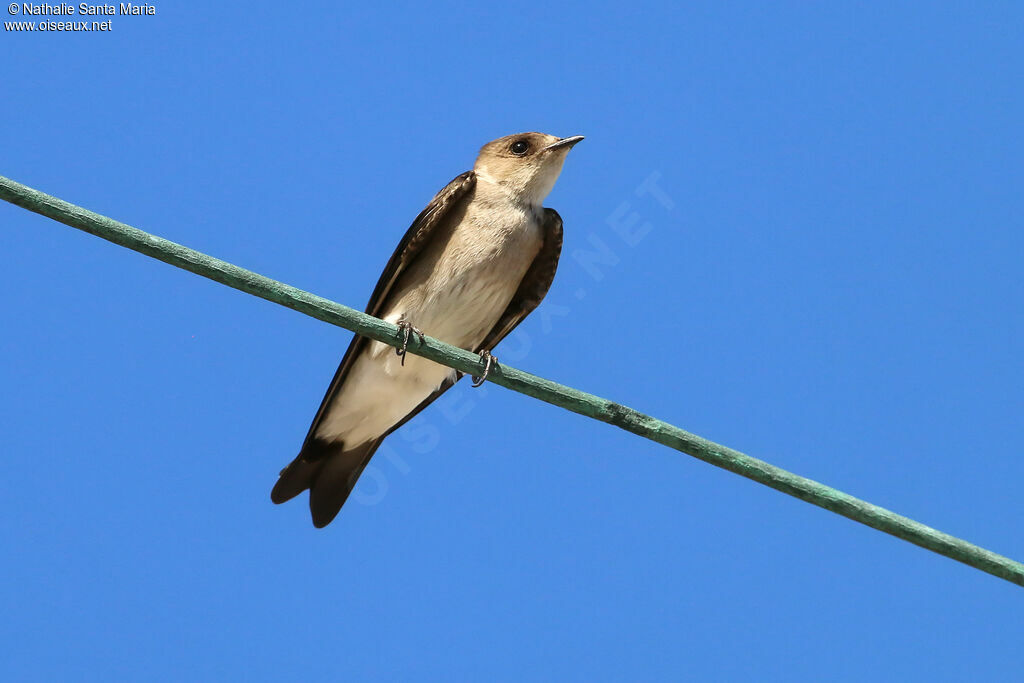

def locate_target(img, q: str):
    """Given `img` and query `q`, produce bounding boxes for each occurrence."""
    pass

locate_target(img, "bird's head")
[474,132,584,206]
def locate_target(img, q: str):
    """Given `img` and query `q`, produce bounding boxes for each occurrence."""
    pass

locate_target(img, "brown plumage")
[271,132,581,527]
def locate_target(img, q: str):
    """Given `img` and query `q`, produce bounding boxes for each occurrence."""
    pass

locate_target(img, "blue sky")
[3,1,1023,680]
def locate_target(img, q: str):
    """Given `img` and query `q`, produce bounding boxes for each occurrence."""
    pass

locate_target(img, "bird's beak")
[543,135,585,152]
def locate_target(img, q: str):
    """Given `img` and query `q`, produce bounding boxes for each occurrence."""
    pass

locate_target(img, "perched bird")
[271,132,583,527]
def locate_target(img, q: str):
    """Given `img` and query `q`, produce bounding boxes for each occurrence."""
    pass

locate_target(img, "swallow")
[271,132,583,527]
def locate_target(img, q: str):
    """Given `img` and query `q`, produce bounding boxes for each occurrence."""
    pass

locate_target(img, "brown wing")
[270,171,476,515]
[300,170,477,449]
[477,208,563,353]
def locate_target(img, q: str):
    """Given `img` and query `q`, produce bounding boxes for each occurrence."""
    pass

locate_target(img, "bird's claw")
[471,350,496,387]
[395,320,425,366]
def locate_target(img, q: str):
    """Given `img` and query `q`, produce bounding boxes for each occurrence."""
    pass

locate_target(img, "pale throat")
[475,161,564,208]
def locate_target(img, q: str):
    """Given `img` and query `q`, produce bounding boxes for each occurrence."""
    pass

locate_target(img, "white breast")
[315,195,543,446]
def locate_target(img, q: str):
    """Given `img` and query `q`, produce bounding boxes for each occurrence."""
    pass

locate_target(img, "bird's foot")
[395,320,425,366]
[471,350,497,387]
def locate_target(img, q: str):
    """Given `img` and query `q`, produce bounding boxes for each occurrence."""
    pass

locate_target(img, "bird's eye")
[510,140,530,156]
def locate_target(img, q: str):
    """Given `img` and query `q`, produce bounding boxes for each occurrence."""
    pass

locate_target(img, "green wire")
[3,174,1021,588]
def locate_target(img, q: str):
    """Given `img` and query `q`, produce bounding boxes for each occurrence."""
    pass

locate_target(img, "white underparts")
[314,191,544,447]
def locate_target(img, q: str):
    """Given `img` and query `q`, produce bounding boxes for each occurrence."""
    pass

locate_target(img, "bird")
[271,132,583,527]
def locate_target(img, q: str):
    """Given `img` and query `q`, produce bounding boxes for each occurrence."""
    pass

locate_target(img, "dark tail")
[271,439,380,528]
